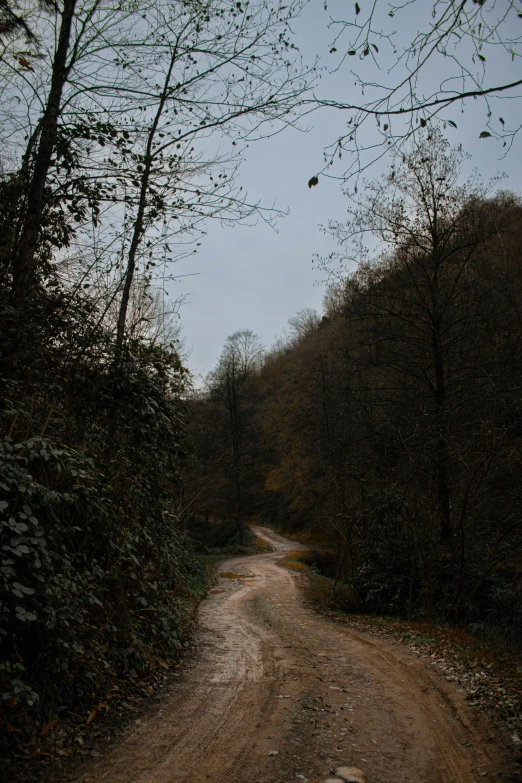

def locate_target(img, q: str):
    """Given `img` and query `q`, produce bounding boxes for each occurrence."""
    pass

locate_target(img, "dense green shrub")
[0,285,203,754]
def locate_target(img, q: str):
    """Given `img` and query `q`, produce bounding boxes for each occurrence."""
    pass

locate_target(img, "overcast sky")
[170,0,522,382]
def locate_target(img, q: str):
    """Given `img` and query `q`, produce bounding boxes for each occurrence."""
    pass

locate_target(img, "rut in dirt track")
[77,526,510,783]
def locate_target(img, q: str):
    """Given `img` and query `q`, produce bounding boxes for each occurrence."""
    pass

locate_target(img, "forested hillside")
[190,133,522,642]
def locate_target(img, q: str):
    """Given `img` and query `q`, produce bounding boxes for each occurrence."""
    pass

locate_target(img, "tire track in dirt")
[75,526,511,783]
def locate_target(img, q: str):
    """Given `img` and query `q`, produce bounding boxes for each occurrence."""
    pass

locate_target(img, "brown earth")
[74,527,512,783]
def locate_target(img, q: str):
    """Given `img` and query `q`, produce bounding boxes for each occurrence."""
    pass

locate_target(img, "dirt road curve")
[77,527,510,783]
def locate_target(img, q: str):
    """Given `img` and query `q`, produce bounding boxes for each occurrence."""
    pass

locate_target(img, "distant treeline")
[189,133,522,641]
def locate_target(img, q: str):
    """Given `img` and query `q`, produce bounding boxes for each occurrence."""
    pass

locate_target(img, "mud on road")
[76,527,511,783]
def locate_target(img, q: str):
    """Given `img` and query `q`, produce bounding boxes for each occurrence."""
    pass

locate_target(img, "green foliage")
[0,282,202,756]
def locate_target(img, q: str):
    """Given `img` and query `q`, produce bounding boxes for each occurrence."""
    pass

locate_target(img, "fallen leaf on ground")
[41,719,58,736]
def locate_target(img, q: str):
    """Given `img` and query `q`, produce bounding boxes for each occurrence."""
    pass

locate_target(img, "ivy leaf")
[355,2,360,15]
[448,120,457,128]
[499,117,505,126]
[371,43,378,53]
[479,131,491,138]
[12,582,35,596]
[420,118,427,127]
[348,50,357,56]
[15,606,37,622]
[308,175,319,188]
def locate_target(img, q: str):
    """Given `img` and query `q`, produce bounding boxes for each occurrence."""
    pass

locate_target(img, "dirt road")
[77,527,510,783]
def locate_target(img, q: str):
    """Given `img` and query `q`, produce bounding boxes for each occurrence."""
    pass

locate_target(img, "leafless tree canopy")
[310,0,522,180]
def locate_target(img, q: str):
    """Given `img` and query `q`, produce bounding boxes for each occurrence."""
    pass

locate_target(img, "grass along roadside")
[279,548,522,768]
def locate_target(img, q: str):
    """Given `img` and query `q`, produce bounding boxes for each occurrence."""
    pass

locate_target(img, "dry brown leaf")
[41,719,58,736]
[86,708,97,725]
[17,56,34,71]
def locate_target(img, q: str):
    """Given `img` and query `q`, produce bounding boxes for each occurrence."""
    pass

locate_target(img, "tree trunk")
[12,0,77,302]
[436,436,452,540]
[114,166,149,360]
[114,49,176,360]
[432,259,452,540]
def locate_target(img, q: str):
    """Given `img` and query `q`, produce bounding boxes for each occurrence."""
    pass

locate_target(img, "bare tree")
[288,306,320,341]
[109,0,316,359]
[0,0,316,314]
[9,0,78,301]
[321,129,511,539]
[310,0,522,180]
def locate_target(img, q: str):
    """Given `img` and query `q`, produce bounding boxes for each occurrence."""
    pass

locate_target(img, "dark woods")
[185,329,265,547]
[191,133,522,643]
